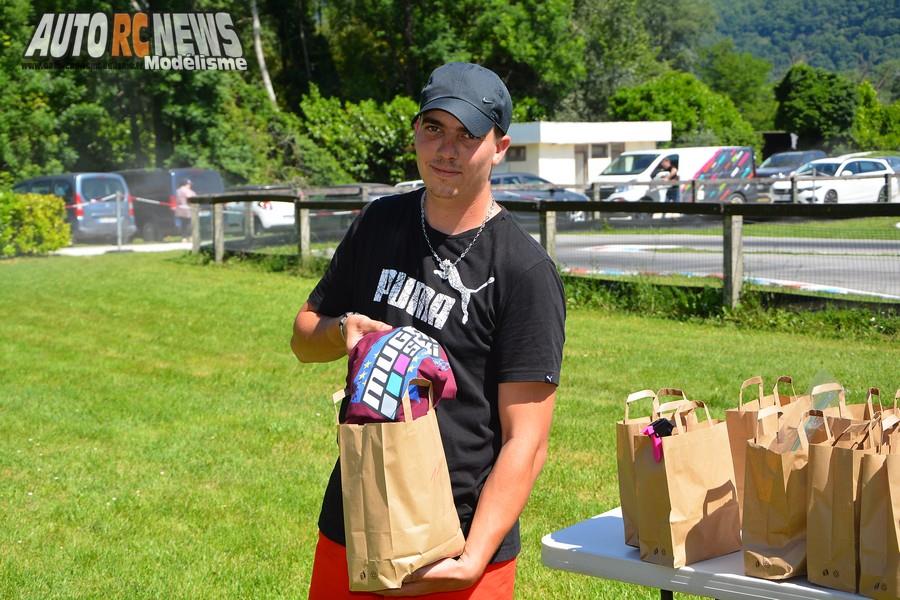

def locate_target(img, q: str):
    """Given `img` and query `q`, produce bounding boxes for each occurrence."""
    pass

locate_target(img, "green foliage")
[775,64,858,149]
[638,0,717,71]
[608,71,760,148]
[697,40,776,130]
[320,0,585,110]
[852,81,900,152]
[0,191,70,257]
[556,0,663,120]
[300,86,418,183]
[712,0,900,77]
[563,275,900,342]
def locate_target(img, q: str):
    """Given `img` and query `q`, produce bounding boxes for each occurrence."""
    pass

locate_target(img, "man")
[174,178,195,242]
[292,62,566,599]
[659,158,680,203]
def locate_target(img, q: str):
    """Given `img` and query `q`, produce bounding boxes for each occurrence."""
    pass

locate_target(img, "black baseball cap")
[414,62,513,137]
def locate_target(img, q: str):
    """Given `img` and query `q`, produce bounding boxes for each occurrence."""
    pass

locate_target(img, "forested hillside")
[713,0,900,89]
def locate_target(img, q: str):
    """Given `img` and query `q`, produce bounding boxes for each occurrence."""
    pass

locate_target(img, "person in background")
[174,179,195,242]
[660,158,680,203]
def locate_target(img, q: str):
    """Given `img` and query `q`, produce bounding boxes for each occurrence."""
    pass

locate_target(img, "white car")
[770,157,898,203]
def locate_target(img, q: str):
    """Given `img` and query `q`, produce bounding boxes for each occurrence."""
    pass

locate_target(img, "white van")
[595,146,757,203]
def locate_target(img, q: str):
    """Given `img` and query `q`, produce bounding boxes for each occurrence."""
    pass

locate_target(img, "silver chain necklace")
[420,190,495,277]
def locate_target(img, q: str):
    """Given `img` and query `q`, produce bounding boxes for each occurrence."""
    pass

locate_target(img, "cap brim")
[415,97,496,137]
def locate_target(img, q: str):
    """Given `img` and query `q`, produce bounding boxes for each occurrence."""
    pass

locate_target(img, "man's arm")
[290,301,392,363]
[385,381,556,596]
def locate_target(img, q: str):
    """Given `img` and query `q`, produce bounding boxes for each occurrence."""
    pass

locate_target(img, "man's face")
[414,109,510,201]
[661,159,671,169]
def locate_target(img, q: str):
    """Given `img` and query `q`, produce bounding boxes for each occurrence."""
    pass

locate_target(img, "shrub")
[0,191,70,257]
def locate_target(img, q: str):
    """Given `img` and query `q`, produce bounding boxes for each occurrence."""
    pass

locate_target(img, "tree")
[774,64,857,148]
[697,39,776,130]
[319,0,584,112]
[608,72,759,148]
[638,0,717,71]
[852,81,900,151]
[555,0,662,120]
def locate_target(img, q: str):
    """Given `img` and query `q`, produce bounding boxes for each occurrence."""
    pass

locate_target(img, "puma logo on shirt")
[373,269,456,329]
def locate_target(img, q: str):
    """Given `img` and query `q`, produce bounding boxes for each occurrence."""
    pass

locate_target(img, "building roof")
[508,121,672,145]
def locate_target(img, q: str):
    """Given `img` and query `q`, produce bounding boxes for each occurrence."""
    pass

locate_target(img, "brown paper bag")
[807,417,879,593]
[743,408,830,580]
[815,382,881,423]
[727,376,810,512]
[616,388,695,547]
[859,418,900,600]
[337,379,465,592]
[635,400,741,568]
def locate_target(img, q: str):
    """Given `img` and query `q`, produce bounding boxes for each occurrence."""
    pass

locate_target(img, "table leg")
[660,590,674,600]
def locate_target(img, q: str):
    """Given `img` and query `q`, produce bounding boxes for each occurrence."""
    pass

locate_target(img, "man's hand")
[342,313,392,353]
[381,553,484,597]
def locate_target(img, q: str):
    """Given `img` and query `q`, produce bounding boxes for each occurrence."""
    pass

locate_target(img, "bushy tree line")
[1,0,897,190]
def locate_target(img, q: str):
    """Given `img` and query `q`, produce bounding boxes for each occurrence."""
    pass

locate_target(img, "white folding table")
[541,507,866,600]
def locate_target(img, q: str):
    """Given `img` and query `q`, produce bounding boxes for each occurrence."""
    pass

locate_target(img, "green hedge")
[0,191,71,257]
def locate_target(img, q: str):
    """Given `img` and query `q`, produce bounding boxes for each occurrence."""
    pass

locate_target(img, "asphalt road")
[556,232,900,299]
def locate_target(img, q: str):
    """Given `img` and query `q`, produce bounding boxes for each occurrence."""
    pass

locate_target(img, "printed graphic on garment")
[373,269,457,329]
[350,326,450,420]
[432,259,494,324]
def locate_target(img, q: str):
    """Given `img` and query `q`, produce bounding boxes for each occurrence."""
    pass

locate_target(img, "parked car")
[491,172,590,223]
[770,157,898,203]
[12,173,137,242]
[227,185,296,232]
[756,150,826,178]
[394,179,424,192]
[595,146,758,203]
[115,168,225,240]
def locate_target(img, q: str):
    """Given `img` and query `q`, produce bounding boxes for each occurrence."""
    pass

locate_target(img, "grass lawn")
[2,252,898,599]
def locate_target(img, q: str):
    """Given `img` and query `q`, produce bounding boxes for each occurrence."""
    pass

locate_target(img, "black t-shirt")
[307,188,566,563]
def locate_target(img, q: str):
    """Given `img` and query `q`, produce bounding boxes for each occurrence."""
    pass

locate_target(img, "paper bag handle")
[739,376,765,410]
[332,389,346,424]
[624,389,657,421]
[795,409,831,449]
[671,399,712,434]
[864,387,884,419]
[404,377,434,422]
[831,418,878,450]
[773,375,797,402]
[754,404,783,442]
[811,382,847,414]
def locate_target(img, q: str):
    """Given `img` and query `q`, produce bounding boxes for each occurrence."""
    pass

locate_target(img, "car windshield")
[759,153,805,169]
[82,177,125,201]
[796,162,839,176]
[601,154,659,175]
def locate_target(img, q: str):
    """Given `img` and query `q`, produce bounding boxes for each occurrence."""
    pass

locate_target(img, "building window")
[610,143,625,160]
[507,146,526,162]
[591,143,609,158]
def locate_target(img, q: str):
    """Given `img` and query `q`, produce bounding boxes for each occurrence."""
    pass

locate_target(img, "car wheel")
[727,193,744,204]
[877,186,888,203]
[141,222,158,242]
[824,190,838,204]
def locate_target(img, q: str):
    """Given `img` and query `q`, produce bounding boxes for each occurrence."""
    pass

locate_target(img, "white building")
[495,121,672,186]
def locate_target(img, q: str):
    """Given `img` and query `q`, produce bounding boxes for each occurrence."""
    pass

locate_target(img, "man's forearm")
[460,435,548,570]
[291,304,346,363]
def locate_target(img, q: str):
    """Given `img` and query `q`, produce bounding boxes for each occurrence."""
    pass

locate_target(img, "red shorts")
[308,532,517,600]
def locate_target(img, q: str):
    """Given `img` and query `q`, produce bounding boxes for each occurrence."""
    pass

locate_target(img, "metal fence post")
[191,203,200,254]
[885,173,893,203]
[295,199,310,260]
[213,203,224,264]
[690,180,697,203]
[723,212,743,308]
[539,205,557,262]
[790,176,798,204]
